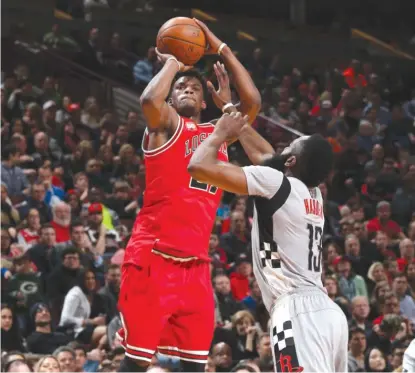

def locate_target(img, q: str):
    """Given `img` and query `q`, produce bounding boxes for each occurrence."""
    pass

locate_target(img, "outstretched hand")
[208,62,232,110]
[193,18,224,55]
[155,48,193,72]
[215,111,249,141]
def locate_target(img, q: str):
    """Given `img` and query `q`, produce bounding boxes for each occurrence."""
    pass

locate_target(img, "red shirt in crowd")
[230,272,250,301]
[397,257,415,272]
[366,217,402,238]
[51,221,70,243]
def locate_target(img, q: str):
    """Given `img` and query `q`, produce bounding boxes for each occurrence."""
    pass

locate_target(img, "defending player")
[188,112,348,372]
[117,20,261,372]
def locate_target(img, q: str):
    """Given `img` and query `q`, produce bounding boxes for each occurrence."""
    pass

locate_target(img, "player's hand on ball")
[193,18,223,55]
[216,111,249,141]
[155,48,193,72]
[208,62,232,110]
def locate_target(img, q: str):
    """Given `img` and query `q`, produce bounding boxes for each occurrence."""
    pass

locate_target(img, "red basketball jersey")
[124,115,228,264]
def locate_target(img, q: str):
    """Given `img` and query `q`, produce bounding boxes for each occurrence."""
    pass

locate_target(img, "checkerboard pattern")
[272,320,295,352]
[260,241,281,268]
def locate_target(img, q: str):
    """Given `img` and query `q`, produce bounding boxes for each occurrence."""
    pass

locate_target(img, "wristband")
[217,43,227,56]
[166,56,181,72]
[222,102,235,113]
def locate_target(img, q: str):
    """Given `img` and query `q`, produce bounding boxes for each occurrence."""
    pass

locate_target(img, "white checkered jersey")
[242,165,326,312]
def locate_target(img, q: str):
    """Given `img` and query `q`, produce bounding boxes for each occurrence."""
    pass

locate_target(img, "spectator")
[211,342,234,372]
[86,203,120,254]
[38,166,65,207]
[349,296,372,337]
[366,201,404,240]
[17,181,51,223]
[17,208,41,250]
[133,47,157,86]
[26,303,71,354]
[231,310,258,361]
[34,355,61,372]
[214,274,244,324]
[392,274,415,324]
[1,144,29,199]
[47,247,82,319]
[32,133,63,169]
[97,264,120,321]
[397,238,414,272]
[336,257,368,301]
[220,211,250,263]
[28,224,58,276]
[1,304,25,352]
[230,253,253,301]
[43,24,79,50]
[348,327,366,372]
[59,269,107,347]
[364,347,390,372]
[242,278,262,313]
[1,183,21,227]
[55,221,96,269]
[50,202,71,243]
[53,346,76,373]
[4,359,32,372]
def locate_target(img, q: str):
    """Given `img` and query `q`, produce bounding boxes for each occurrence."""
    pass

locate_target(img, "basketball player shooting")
[117,20,263,373]
[188,112,349,372]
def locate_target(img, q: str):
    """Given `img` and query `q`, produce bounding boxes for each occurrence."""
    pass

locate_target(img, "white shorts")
[270,287,348,372]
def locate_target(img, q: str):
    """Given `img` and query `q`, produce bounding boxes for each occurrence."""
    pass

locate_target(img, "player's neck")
[191,113,201,123]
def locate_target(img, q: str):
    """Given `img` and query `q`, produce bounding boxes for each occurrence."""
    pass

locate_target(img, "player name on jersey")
[303,198,323,218]
[184,132,228,157]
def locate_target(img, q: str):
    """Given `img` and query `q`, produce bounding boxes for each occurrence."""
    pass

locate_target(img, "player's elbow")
[187,163,207,182]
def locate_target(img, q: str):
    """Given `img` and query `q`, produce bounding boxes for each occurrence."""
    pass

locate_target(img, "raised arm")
[194,19,261,124]
[139,49,191,132]
[202,59,275,164]
[188,112,249,195]
[188,112,287,197]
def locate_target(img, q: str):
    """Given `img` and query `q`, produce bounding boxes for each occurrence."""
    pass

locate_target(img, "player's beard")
[261,154,288,172]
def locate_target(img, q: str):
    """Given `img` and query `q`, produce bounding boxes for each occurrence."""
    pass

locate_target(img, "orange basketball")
[157,17,206,66]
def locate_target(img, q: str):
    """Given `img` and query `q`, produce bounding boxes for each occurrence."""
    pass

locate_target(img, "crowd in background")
[1,12,415,373]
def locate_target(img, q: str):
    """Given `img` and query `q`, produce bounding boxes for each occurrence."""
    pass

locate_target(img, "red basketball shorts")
[117,252,214,364]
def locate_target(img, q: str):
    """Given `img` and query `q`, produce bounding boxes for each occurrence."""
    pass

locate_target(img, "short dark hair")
[170,69,208,99]
[2,144,19,160]
[40,223,54,232]
[348,326,365,341]
[298,134,333,187]
[70,219,84,232]
[61,246,80,259]
[107,263,120,272]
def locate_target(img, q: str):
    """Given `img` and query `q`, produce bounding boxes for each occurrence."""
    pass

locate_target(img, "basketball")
[157,17,206,66]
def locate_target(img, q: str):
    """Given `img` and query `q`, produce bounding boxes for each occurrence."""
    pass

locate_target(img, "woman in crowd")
[59,269,107,348]
[369,281,391,320]
[34,356,61,372]
[231,310,259,361]
[367,262,388,294]
[112,144,140,180]
[364,347,390,372]
[97,144,115,179]
[1,304,25,352]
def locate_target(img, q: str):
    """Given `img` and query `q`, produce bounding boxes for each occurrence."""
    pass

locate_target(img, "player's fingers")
[193,18,208,31]
[155,47,163,57]
[206,80,216,93]
[243,114,249,123]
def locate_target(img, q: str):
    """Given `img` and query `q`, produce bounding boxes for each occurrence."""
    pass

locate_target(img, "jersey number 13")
[307,223,323,272]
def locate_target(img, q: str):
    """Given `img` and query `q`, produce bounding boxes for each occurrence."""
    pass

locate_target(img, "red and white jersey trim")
[142,115,183,157]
